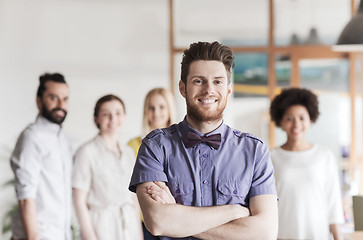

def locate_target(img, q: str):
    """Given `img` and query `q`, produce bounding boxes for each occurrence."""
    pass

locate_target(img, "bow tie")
[185,132,221,150]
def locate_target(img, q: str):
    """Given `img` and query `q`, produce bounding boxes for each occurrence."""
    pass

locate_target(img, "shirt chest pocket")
[168,180,194,206]
[217,180,250,206]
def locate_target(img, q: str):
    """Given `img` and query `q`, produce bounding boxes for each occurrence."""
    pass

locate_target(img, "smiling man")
[129,41,278,240]
[10,73,73,240]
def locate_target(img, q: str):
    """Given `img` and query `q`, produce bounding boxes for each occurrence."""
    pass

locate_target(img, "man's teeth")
[200,99,215,103]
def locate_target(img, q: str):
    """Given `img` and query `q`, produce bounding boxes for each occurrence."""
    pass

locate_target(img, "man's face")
[37,81,69,125]
[179,60,232,123]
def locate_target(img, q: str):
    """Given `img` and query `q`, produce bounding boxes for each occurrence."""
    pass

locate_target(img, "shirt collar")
[94,134,109,150]
[94,134,123,157]
[36,114,62,135]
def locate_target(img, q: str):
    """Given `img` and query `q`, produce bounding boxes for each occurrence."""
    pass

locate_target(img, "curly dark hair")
[180,41,235,84]
[269,88,319,127]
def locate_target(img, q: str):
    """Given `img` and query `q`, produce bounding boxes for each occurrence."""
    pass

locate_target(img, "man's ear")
[227,82,232,96]
[36,96,42,111]
[179,80,186,98]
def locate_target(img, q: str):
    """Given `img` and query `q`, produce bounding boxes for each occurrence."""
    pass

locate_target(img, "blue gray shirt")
[129,118,276,239]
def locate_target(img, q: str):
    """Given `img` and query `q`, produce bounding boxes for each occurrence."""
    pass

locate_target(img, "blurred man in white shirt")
[10,73,73,240]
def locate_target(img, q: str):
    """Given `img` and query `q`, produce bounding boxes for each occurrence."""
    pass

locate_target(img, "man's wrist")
[235,204,250,218]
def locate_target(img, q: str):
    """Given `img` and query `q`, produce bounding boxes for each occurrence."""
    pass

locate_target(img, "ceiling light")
[333,0,363,52]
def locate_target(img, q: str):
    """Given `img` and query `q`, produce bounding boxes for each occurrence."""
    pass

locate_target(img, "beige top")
[72,135,142,240]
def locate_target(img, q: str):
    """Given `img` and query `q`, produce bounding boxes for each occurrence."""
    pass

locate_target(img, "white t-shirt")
[270,145,344,240]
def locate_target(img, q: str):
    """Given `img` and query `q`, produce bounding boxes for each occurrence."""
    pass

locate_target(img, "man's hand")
[146,181,176,204]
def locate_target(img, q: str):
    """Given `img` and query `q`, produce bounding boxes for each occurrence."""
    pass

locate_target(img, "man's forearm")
[145,181,277,240]
[19,199,40,240]
[194,216,248,240]
[194,214,273,240]
[194,195,278,240]
[137,182,246,237]
[145,202,244,237]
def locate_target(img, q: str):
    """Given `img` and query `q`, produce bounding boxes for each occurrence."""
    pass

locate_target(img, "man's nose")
[58,99,67,110]
[203,81,215,94]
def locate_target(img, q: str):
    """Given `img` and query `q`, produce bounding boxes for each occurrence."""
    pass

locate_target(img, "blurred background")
[1,0,362,238]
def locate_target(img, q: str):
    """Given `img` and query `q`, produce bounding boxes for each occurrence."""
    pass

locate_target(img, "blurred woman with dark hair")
[270,88,344,240]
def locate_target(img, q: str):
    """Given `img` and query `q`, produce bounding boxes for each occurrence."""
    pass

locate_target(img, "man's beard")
[186,94,227,123]
[42,105,67,125]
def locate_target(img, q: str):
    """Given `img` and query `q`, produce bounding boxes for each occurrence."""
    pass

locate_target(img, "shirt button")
[203,180,208,184]
[233,189,238,194]
[176,189,180,194]
[202,154,207,158]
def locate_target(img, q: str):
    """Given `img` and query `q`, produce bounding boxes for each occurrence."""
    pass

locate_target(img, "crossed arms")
[136,181,278,240]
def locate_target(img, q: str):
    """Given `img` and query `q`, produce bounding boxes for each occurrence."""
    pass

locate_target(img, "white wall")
[0,0,169,238]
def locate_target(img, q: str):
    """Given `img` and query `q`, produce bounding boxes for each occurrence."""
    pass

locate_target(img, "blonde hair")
[142,88,176,137]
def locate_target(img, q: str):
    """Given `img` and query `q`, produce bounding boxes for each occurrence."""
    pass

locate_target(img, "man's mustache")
[51,108,67,114]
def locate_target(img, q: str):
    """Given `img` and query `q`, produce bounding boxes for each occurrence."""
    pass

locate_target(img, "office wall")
[0,0,171,238]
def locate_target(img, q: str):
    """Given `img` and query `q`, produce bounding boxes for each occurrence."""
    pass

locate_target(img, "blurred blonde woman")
[128,88,176,240]
[128,88,176,155]
[73,94,142,240]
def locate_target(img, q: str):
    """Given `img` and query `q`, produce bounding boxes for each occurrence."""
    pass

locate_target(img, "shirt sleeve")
[10,131,42,200]
[72,145,92,192]
[129,136,168,193]
[249,141,277,198]
[325,151,345,224]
